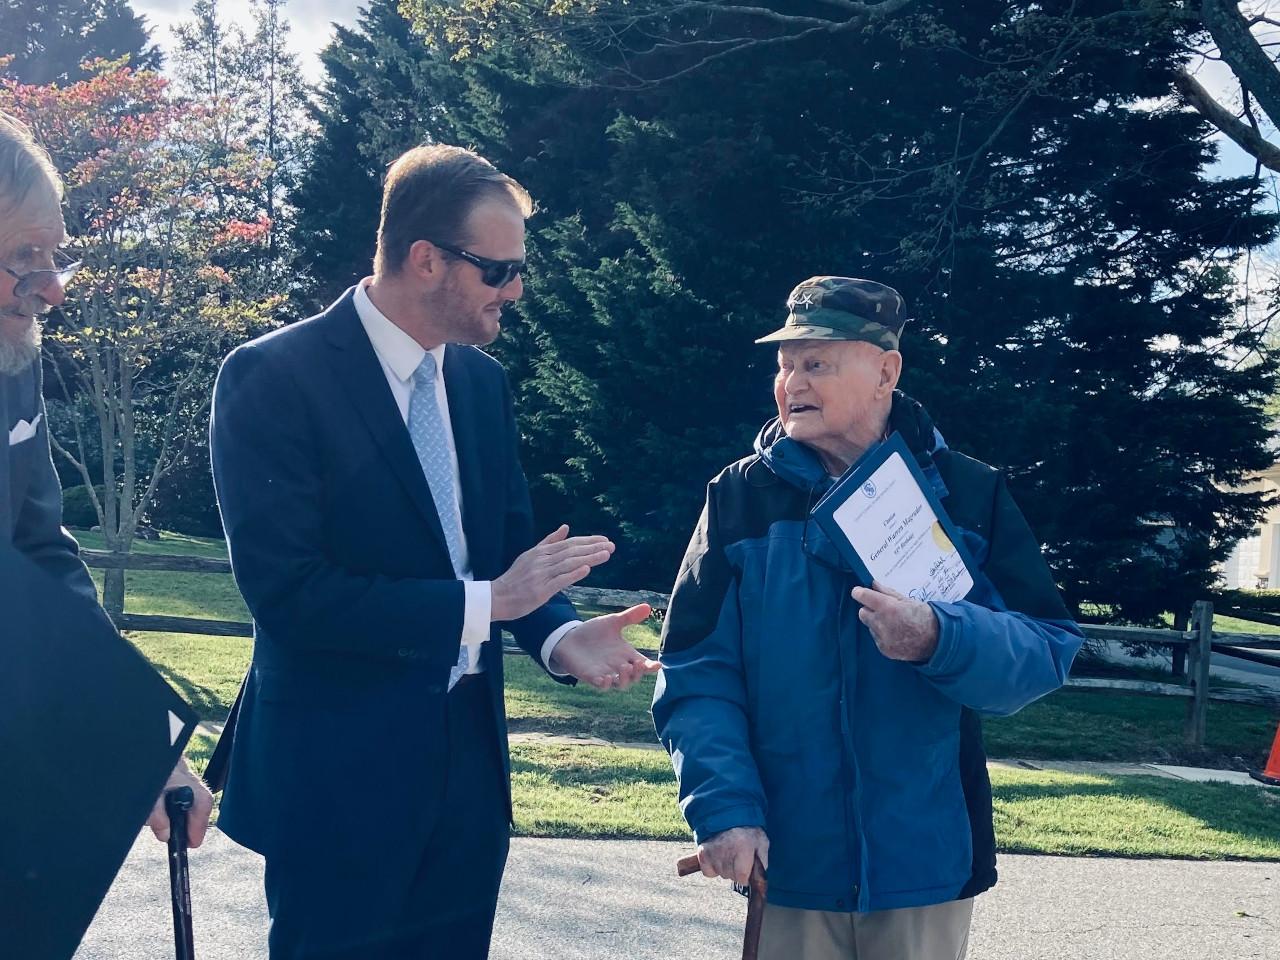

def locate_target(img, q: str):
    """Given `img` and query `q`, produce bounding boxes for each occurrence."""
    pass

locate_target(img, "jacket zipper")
[835,586,861,909]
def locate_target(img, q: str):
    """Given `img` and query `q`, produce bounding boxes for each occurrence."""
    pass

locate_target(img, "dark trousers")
[264,676,510,960]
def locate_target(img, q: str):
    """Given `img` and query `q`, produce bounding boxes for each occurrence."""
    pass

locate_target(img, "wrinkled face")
[0,187,66,375]
[773,339,900,469]
[428,200,525,347]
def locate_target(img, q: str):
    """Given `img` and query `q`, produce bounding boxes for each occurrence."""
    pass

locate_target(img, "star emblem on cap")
[793,292,816,308]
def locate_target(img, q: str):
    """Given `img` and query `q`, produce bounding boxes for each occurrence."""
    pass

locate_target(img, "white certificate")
[830,449,974,603]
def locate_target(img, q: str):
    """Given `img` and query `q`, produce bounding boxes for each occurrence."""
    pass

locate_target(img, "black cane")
[165,786,196,960]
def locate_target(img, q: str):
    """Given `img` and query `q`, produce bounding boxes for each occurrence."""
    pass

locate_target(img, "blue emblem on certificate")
[812,432,976,603]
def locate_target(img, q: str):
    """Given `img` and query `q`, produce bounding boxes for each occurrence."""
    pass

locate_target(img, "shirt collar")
[353,279,446,384]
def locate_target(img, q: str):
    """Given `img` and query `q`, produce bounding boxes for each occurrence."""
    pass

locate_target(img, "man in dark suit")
[209,143,660,960]
[0,111,213,847]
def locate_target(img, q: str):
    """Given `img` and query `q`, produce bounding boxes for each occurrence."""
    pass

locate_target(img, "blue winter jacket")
[652,393,1082,913]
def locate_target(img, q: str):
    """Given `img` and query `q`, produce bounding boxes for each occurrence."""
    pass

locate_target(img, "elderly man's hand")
[852,581,940,663]
[146,758,214,848]
[696,826,769,885]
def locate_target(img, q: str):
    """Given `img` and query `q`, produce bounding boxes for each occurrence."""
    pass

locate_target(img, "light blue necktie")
[409,352,469,690]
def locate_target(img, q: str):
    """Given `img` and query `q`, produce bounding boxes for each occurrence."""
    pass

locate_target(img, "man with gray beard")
[0,111,86,587]
[0,110,213,846]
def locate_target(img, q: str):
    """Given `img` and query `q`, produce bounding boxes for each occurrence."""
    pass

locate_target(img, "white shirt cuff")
[461,581,492,658]
[541,620,584,677]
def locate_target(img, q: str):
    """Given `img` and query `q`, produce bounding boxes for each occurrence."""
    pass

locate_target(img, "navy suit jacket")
[209,290,577,879]
[1,357,94,600]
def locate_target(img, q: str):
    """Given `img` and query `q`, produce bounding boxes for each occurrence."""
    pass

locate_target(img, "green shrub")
[1213,589,1280,616]
[61,484,104,529]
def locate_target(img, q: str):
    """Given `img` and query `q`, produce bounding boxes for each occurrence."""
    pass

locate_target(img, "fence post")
[1184,600,1213,748]
[1170,610,1188,678]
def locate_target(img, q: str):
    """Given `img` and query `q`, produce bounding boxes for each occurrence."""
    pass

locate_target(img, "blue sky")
[134,0,354,83]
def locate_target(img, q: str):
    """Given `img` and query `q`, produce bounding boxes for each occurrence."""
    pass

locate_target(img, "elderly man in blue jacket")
[653,277,1082,960]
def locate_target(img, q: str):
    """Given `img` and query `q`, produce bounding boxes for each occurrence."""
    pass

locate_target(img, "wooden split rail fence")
[82,551,1280,747]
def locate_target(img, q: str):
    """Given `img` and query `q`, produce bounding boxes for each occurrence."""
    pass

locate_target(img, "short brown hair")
[0,111,63,217]
[374,144,532,277]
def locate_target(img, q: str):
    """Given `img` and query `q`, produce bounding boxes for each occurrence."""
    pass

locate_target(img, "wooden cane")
[677,853,768,960]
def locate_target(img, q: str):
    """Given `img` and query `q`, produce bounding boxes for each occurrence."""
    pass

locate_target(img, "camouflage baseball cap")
[755,276,907,349]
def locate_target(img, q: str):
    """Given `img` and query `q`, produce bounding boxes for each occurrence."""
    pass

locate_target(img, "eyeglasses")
[3,258,82,299]
[430,240,524,288]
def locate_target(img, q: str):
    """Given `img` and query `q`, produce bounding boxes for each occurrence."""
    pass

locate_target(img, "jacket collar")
[755,390,950,498]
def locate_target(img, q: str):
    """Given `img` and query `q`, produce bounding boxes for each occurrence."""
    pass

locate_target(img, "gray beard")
[0,317,43,376]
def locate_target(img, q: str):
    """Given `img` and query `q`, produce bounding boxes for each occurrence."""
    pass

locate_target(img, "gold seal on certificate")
[813,433,975,603]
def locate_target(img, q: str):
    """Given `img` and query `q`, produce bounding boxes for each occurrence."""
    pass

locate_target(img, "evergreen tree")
[0,0,160,83]
[291,0,432,307]
[251,0,304,276]
[295,0,1279,619]
[171,0,309,286]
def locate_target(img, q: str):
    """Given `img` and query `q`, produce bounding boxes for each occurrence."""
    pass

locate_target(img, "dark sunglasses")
[430,240,524,288]
[3,259,82,298]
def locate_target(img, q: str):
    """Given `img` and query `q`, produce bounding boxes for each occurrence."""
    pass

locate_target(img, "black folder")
[0,543,198,960]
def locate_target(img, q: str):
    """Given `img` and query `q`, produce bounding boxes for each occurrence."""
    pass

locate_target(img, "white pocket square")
[8,412,41,446]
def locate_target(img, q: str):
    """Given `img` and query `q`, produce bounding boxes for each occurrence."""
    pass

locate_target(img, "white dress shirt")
[354,281,578,675]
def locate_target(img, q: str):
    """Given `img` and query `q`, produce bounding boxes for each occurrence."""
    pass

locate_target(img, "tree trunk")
[102,566,126,619]
[1201,0,1280,133]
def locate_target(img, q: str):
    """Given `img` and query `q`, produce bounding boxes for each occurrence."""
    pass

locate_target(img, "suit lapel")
[322,291,451,561]
[443,345,497,578]
[0,370,13,542]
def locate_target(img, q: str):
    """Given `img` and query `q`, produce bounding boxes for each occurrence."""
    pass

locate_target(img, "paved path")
[76,830,1278,959]
[988,758,1280,789]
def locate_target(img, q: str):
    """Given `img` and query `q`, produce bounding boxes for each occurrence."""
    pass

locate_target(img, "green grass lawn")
[988,766,1280,860]
[86,528,1279,764]
[180,736,1280,860]
[74,529,251,720]
[505,656,657,742]
[511,657,1280,769]
[130,524,1274,860]
[149,630,1280,769]
[1214,614,1280,636]
[506,743,1280,860]
[983,691,1278,770]
[74,528,238,561]
[74,529,248,621]
[1156,610,1280,637]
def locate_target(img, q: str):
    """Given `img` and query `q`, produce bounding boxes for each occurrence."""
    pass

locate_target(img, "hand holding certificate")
[852,580,943,662]
[812,432,976,603]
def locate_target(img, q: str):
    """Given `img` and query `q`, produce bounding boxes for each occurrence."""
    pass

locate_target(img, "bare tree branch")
[1200,0,1280,133]
[627,20,844,86]
[1174,67,1280,173]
